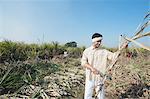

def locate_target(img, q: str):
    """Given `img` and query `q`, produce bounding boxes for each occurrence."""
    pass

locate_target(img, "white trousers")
[84,79,105,99]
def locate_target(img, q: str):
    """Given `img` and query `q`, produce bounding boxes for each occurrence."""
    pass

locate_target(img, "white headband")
[92,37,103,42]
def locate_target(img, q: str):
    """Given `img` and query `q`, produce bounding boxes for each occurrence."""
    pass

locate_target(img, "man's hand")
[121,42,128,49]
[91,67,99,75]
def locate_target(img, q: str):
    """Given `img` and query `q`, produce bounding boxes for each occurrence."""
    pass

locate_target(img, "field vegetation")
[0,40,149,99]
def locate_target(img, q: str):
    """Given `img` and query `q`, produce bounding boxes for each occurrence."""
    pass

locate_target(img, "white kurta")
[81,46,118,99]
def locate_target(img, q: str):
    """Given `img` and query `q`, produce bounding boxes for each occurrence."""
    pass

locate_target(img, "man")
[81,33,119,99]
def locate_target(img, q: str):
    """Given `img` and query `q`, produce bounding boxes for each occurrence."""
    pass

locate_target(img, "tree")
[65,41,77,47]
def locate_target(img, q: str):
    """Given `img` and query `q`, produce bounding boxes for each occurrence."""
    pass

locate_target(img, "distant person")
[81,33,123,99]
[63,51,68,58]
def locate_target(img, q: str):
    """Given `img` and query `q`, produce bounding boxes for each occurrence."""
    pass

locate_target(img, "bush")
[0,41,28,62]
[0,61,60,95]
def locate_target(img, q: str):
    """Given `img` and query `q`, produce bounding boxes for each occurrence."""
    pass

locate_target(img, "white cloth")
[84,79,105,99]
[81,46,118,99]
[92,37,103,42]
[81,46,118,80]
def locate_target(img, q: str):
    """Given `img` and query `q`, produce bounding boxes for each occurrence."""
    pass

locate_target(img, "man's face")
[93,39,102,48]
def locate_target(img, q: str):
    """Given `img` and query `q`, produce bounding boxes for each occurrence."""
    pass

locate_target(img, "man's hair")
[92,33,103,39]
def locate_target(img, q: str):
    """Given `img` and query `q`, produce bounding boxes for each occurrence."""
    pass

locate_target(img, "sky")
[0,0,150,47]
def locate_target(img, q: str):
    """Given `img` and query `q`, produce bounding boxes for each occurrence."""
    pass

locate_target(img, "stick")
[124,37,150,51]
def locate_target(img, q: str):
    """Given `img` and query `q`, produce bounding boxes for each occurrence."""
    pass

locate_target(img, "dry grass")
[105,55,150,99]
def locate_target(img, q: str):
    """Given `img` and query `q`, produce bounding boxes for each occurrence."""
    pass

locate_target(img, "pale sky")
[0,0,149,47]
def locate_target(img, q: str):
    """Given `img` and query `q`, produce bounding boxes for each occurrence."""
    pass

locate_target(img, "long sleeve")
[107,50,119,61]
[81,50,88,66]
